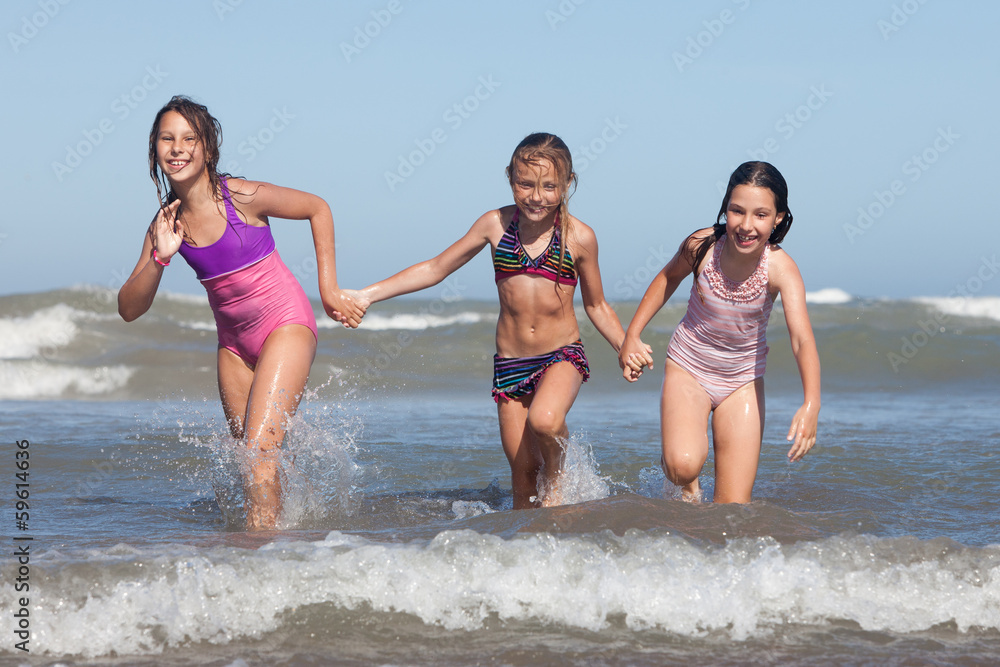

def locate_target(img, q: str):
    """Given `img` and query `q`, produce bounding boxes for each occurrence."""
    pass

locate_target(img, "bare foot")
[663,477,702,503]
[539,475,564,507]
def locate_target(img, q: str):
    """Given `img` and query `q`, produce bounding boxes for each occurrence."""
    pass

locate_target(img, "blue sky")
[2,0,997,302]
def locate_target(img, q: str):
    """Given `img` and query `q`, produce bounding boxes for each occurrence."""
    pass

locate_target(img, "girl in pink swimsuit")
[118,96,365,529]
[619,162,821,504]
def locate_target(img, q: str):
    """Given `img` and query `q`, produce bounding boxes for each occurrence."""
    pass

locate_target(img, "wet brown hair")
[147,95,226,238]
[689,161,794,271]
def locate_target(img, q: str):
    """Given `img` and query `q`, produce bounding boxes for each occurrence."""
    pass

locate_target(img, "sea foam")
[805,288,853,304]
[0,303,80,359]
[25,531,1000,658]
[351,311,493,331]
[0,360,133,399]
[914,296,1000,322]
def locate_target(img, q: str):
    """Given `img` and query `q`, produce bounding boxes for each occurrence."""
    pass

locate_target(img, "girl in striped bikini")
[345,133,631,509]
[620,162,820,503]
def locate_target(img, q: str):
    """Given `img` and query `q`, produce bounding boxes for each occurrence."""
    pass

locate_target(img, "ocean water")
[1,286,999,666]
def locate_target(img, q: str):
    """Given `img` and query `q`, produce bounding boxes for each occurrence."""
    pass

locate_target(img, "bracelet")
[153,249,170,267]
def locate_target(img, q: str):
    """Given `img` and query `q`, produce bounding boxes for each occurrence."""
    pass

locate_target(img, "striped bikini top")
[493,209,577,286]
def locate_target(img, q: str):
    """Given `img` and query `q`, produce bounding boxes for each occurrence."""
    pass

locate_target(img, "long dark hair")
[505,132,578,288]
[689,161,793,270]
[147,95,228,241]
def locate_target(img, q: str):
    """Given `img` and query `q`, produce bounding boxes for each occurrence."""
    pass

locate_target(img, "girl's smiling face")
[155,111,206,182]
[725,184,784,254]
[510,158,565,225]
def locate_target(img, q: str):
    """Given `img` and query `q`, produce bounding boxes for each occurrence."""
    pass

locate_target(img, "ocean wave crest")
[25,532,1000,658]
[0,304,80,360]
[0,361,133,399]
[913,296,1000,322]
[353,311,494,331]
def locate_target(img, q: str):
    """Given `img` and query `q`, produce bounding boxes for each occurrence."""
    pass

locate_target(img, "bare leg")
[526,362,583,507]
[217,324,317,529]
[497,361,583,509]
[660,359,713,502]
[710,378,765,504]
[497,397,538,509]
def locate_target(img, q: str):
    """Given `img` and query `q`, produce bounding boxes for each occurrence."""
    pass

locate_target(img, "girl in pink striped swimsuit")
[118,96,365,529]
[620,162,821,504]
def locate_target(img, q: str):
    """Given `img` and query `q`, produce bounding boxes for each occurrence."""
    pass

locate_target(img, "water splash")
[537,433,611,506]
[162,391,365,530]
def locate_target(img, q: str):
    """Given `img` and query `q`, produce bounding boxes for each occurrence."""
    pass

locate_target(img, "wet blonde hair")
[505,133,578,287]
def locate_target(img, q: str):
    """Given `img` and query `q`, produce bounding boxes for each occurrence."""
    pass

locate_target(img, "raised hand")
[152,199,183,263]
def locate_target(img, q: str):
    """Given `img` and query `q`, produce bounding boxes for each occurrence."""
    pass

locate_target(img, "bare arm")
[117,199,183,322]
[231,180,364,328]
[573,222,626,353]
[350,210,497,307]
[771,249,821,461]
[617,231,705,381]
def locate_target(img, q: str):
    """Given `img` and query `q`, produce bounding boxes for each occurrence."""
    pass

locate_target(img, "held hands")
[786,401,819,462]
[340,288,371,312]
[323,289,367,329]
[618,336,654,383]
[152,199,184,264]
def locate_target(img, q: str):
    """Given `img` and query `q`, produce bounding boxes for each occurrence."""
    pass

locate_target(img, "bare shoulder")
[223,177,265,199]
[566,214,598,255]
[465,206,509,247]
[478,206,510,233]
[768,244,800,275]
[768,245,805,293]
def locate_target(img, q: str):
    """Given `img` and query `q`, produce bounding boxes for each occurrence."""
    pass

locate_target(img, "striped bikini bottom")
[491,340,590,403]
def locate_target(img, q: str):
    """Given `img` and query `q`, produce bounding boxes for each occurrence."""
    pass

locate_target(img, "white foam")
[806,288,853,304]
[0,361,133,399]
[914,296,1000,323]
[452,500,494,518]
[0,304,80,359]
[29,532,1000,657]
[354,311,492,331]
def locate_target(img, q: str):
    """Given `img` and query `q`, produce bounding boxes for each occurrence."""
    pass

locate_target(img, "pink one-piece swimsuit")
[666,234,774,408]
[176,177,318,367]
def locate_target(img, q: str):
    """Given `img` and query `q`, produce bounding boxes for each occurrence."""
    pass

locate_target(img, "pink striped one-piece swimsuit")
[666,234,774,408]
